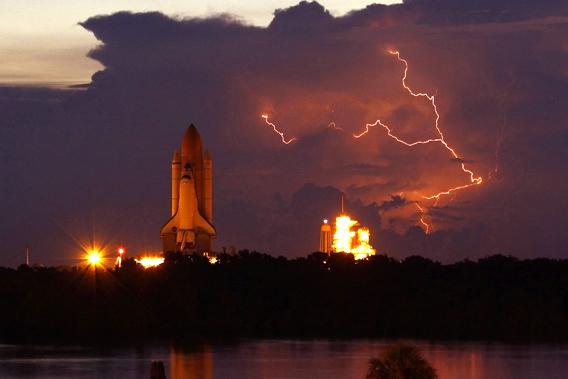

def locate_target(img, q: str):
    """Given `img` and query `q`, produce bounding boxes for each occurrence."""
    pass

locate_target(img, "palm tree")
[366,344,438,379]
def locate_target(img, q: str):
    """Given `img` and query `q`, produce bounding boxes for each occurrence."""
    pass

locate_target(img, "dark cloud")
[270,1,333,31]
[1,0,568,265]
[379,195,407,212]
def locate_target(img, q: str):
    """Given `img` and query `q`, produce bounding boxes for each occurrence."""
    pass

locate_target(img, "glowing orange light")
[204,252,218,264]
[86,250,102,266]
[351,227,375,260]
[332,215,376,260]
[135,256,164,268]
[261,114,297,144]
[333,215,357,253]
[118,247,125,255]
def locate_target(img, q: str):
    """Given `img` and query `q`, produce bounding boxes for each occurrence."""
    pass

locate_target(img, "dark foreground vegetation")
[1,251,568,343]
[367,344,437,379]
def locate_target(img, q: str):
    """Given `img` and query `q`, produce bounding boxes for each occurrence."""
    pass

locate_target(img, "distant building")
[319,219,332,253]
[161,125,216,254]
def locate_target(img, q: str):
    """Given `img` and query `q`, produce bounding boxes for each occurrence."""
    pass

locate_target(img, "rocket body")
[161,125,215,253]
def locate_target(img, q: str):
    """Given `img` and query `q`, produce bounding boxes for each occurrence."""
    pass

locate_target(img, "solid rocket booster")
[203,150,213,223]
[171,150,181,216]
[161,125,216,253]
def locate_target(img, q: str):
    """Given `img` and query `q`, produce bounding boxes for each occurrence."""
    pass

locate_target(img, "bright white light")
[86,250,102,266]
[135,256,164,268]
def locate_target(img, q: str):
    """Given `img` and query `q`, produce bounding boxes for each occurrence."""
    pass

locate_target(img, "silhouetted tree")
[367,344,437,379]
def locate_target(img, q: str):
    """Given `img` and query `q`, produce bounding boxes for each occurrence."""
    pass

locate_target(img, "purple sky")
[1,0,568,266]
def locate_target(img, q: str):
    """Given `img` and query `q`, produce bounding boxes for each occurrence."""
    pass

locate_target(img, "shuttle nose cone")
[181,124,203,163]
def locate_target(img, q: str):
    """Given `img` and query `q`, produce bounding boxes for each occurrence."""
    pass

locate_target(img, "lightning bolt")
[414,203,431,234]
[261,114,297,144]
[392,50,483,200]
[352,50,483,231]
[355,50,483,199]
[354,119,443,146]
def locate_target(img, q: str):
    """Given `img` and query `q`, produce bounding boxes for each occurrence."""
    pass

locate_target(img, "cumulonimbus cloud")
[1,0,568,264]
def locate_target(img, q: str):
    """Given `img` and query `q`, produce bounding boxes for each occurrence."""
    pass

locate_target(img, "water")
[1,340,567,379]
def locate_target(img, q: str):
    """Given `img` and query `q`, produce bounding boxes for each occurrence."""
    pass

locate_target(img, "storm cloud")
[1,0,568,265]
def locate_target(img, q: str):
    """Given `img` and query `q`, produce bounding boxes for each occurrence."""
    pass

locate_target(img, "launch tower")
[319,219,332,253]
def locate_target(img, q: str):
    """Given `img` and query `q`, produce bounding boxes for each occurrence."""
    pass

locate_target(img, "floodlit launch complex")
[161,125,216,254]
[320,198,376,260]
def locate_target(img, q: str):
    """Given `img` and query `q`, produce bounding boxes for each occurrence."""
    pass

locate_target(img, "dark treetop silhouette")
[1,251,568,343]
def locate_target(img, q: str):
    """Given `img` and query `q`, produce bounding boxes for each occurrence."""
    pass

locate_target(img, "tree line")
[1,251,567,343]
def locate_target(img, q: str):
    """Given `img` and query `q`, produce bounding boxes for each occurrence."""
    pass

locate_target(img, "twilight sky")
[0,0,399,85]
[1,0,568,266]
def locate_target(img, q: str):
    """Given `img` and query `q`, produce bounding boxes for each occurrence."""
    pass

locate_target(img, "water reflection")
[170,346,213,379]
[0,340,568,379]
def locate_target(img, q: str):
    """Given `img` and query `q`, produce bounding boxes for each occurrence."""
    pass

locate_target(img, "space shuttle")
[161,125,215,253]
